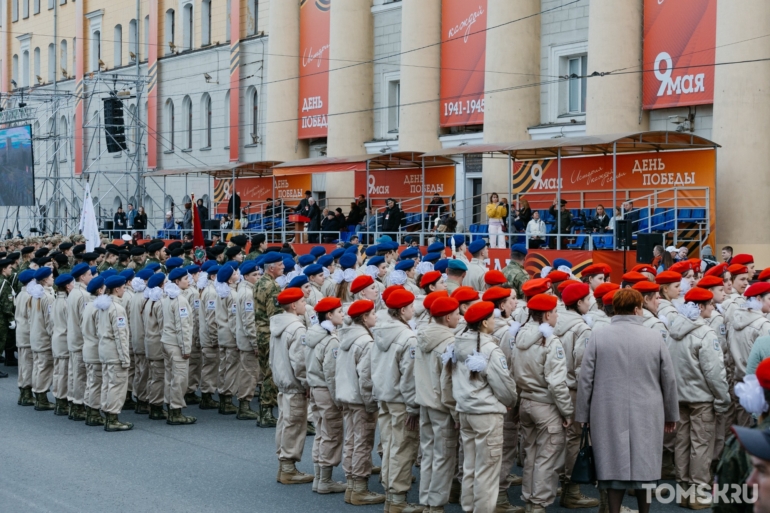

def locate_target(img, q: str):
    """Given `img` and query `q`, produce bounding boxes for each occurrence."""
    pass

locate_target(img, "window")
[166,99,175,149]
[60,39,67,77]
[22,0,28,19]
[182,3,193,51]
[48,0,53,9]
[202,94,212,147]
[249,87,258,143]
[72,38,76,72]
[549,43,588,121]
[33,47,40,84]
[201,0,211,45]
[33,0,39,15]
[246,0,258,36]
[128,20,137,61]
[91,30,101,71]
[21,50,29,87]
[47,43,54,81]
[165,9,175,54]
[113,25,123,67]
[388,80,400,133]
[60,0,65,5]
[59,116,68,161]
[567,55,587,114]
[183,95,192,149]
[12,55,18,87]
[12,0,18,22]
[223,91,230,148]
[225,0,230,41]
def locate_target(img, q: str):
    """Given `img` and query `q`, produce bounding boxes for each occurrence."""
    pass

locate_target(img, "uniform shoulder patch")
[510,339,516,351]
[660,330,668,341]
[179,307,189,318]
[244,301,254,312]
[193,299,201,310]
[332,347,338,359]
[206,300,216,310]
[301,335,306,346]
[555,346,565,360]
[713,339,721,352]
[117,316,126,328]
[409,346,416,359]
[720,324,726,335]
[499,356,508,370]
[230,303,237,314]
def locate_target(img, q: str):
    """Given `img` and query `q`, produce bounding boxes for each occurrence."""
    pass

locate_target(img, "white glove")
[9,321,16,329]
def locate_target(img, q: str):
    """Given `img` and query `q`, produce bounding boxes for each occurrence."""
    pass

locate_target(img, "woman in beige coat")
[450,300,518,513]
[51,274,74,416]
[29,267,56,411]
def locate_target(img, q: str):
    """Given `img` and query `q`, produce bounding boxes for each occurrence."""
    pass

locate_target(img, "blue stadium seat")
[567,235,587,250]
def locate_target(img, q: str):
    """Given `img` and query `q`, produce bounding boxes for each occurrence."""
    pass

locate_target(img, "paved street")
[2,366,679,513]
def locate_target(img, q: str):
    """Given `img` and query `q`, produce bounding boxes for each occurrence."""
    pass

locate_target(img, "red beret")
[430,297,460,318]
[599,264,612,276]
[528,293,558,312]
[759,268,770,282]
[382,285,405,303]
[631,264,657,276]
[423,290,449,310]
[684,287,713,303]
[315,297,343,313]
[277,288,304,305]
[602,288,620,306]
[745,282,770,299]
[756,358,770,389]
[464,301,495,324]
[732,254,754,266]
[688,258,702,272]
[482,286,511,302]
[557,279,581,294]
[632,281,659,294]
[621,271,648,284]
[348,300,375,318]
[420,271,442,288]
[655,271,682,285]
[728,264,749,276]
[547,270,570,284]
[580,264,605,277]
[593,282,619,300]
[697,276,724,289]
[705,263,728,278]
[385,289,415,309]
[669,261,693,275]
[451,286,480,303]
[562,283,590,306]
[350,275,374,294]
[522,278,552,298]
[484,270,507,286]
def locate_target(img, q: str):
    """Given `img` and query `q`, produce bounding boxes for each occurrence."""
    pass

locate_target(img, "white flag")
[79,182,101,252]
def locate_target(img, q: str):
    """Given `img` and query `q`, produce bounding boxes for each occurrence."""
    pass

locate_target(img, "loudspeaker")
[637,233,664,263]
[615,220,632,249]
[204,220,219,231]
[103,221,114,230]
[103,97,127,153]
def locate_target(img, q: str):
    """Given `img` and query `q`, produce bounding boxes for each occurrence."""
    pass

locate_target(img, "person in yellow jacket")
[486,193,508,249]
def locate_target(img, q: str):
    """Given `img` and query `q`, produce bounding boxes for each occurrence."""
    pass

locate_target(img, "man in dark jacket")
[321,210,340,243]
[549,198,573,248]
[382,198,403,241]
[196,199,209,222]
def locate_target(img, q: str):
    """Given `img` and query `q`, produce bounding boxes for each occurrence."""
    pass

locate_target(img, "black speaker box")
[637,233,664,263]
[615,220,632,249]
[103,97,127,153]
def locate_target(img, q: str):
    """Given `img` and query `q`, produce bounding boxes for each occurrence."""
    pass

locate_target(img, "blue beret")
[240,260,258,276]
[54,274,73,287]
[377,235,392,244]
[34,267,52,281]
[368,256,385,267]
[395,260,415,271]
[365,245,379,257]
[468,239,488,255]
[331,248,345,260]
[145,262,161,272]
[298,254,315,267]
[120,269,135,281]
[303,264,323,277]
[554,258,573,269]
[511,244,528,256]
[339,253,357,270]
[447,259,468,271]
[261,252,282,265]
[136,268,154,280]
[207,265,221,276]
[201,260,217,272]
[310,246,326,258]
[288,275,309,288]
[87,276,105,294]
[71,262,91,279]
[18,269,36,285]
[434,259,450,273]
[169,268,188,282]
[447,234,466,248]
[422,252,441,263]
[345,244,359,254]
[254,254,265,267]
[185,265,201,275]
[217,265,234,283]
[225,260,240,270]
[100,269,117,280]
[317,255,334,268]
[165,257,184,270]
[427,242,445,254]
[386,242,400,251]
[282,257,297,274]
[90,266,98,276]
[147,273,165,289]
[105,276,127,289]
[400,247,420,260]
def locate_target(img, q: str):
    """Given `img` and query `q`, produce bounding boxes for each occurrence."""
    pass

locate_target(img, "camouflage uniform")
[244,250,263,262]
[0,275,13,356]
[58,265,73,276]
[113,263,126,273]
[502,260,528,299]
[146,257,166,273]
[96,261,113,273]
[254,273,281,408]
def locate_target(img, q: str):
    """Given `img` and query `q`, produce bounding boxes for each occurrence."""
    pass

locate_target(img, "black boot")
[184,392,202,405]
[123,391,136,410]
[4,347,16,366]
[34,392,55,411]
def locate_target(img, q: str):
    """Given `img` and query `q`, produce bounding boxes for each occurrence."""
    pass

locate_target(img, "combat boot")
[257,405,278,427]
[560,483,600,508]
[448,480,461,504]
[123,391,136,410]
[104,412,134,432]
[312,463,321,492]
[508,473,523,486]
[661,449,676,480]
[277,461,315,485]
[388,493,425,513]
[496,493,525,513]
[344,477,353,503]
[371,466,381,475]
[70,403,87,421]
[17,387,25,405]
[199,392,219,410]
[134,400,150,414]
[236,398,259,420]
[85,407,106,426]
[184,392,202,405]
[688,493,712,510]
[167,408,197,425]
[307,421,316,436]
[149,403,168,420]
[218,394,237,415]
[34,391,56,411]
[53,397,69,416]
[350,477,386,506]
[67,401,75,419]
[318,466,348,494]
[429,508,445,513]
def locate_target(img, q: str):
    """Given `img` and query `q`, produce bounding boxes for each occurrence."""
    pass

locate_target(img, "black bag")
[571,425,596,484]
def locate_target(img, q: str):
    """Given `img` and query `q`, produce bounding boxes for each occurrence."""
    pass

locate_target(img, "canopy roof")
[144,161,282,179]
[273,151,456,176]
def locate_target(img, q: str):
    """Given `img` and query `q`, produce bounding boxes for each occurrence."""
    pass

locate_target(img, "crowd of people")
[1,230,768,513]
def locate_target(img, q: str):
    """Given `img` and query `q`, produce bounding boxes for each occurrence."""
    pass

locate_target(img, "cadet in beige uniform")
[129,268,153,414]
[668,287,729,508]
[463,239,489,292]
[371,289,421,513]
[198,263,221,410]
[450,301,519,513]
[235,260,260,420]
[182,265,202,405]
[305,264,325,307]
[215,264,239,415]
[118,269,137,411]
[590,283,619,334]
[15,270,36,407]
[82,276,106,426]
[29,267,56,411]
[96,275,134,432]
[389,260,421,296]
[66,263,92,419]
[416,296,460,512]
[143,273,167,420]
[511,294,573,512]
[51,274,74,416]
[336,299,386,505]
[271,287,314,485]
[305,297,347,494]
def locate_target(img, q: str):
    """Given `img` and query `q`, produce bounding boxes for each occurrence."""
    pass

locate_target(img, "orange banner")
[213,174,311,214]
[354,166,456,202]
[643,0,716,109]
[298,0,331,139]
[440,0,487,127]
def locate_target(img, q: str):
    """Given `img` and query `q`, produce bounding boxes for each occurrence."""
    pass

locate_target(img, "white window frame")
[547,41,588,123]
[165,9,175,55]
[85,10,105,72]
[47,43,55,81]
[201,0,212,45]
[114,24,123,67]
[181,0,193,52]
[381,70,400,139]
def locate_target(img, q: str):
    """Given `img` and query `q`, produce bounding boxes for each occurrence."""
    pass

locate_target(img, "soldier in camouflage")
[18,246,34,272]
[253,252,285,427]
[0,260,14,377]
[502,243,529,300]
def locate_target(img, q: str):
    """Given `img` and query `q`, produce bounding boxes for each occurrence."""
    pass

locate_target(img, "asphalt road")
[1,364,677,513]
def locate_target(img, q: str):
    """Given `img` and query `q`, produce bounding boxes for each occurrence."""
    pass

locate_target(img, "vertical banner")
[147,0,159,170]
[643,0,716,109]
[229,0,240,162]
[74,0,85,175]
[440,0,487,127]
[298,0,331,139]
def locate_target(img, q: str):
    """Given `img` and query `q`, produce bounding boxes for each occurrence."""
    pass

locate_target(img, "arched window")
[165,9,175,54]
[182,3,193,52]
[249,87,258,143]
[59,115,68,160]
[33,47,40,84]
[201,0,212,46]
[128,20,138,61]
[11,55,18,87]
[21,50,29,87]
[225,0,231,41]
[247,0,258,36]
[201,94,212,148]
[166,99,175,149]
[183,95,193,149]
[59,39,67,77]
[91,30,101,71]
[114,25,123,67]
[224,90,230,148]
[143,16,149,61]
[47,43,55,81]
[12,0,18,22]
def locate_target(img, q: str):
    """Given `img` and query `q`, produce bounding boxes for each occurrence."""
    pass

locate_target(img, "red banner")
[229,0,241,162]
[213,175,312,214]
[354,166,456,202]
[440,0,487,127]
[643,0,716,109]
[298,0,331,139]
